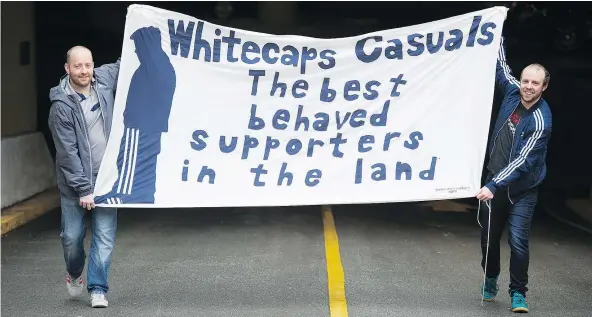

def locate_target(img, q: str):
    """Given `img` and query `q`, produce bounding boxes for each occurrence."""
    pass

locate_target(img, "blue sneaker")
[510,291,529,313]
[481,275,499,301]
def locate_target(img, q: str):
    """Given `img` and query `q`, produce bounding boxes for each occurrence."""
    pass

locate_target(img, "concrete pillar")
[257,2,298,32]
[1,2,37,137]
[1,3,56,210]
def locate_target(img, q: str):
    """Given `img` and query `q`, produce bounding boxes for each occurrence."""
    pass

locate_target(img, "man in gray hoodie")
[48,46,120,308]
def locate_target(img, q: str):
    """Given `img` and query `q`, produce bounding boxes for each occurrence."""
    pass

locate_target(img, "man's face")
[65,49,94,88]
[520,66,547,104]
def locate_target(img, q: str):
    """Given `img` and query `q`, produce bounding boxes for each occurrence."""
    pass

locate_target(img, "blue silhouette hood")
[124,26,176,133]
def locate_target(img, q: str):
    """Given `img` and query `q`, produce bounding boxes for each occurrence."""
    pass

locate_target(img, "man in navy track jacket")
[476,37,553,313]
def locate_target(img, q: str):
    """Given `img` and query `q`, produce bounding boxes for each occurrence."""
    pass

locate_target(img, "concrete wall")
[1,3,56,209]
[1,133,56,208]
[1,2,37,137]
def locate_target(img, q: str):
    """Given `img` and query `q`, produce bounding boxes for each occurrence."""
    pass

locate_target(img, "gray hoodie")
[48,59,120,198]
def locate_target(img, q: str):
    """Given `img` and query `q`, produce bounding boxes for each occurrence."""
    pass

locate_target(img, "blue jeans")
[480,185,538,296]
[60,194,117,294]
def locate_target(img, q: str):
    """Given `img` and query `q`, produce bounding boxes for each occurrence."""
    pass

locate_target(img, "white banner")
[94,4,508,208]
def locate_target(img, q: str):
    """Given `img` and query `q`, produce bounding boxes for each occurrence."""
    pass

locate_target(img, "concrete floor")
[2,202,591,317]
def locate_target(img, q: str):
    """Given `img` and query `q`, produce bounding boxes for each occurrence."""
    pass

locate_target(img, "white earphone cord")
[477,199,492,306]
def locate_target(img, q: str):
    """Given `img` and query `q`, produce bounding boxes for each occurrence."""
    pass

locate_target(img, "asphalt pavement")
[2,202,591,317]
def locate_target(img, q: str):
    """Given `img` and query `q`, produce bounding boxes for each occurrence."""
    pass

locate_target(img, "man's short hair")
[527,63,550,86]
[66,46,91,64]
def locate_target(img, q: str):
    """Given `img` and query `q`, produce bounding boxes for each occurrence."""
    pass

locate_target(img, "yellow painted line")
[1,213,25,234]
[1,188,60,236]
[322,205,348,317]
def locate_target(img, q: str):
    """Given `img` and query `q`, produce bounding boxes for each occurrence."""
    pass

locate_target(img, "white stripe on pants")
[117,127,140,195]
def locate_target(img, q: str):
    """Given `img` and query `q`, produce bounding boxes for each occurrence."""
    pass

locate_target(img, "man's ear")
[64,63,70,75]
[542,83,548,92]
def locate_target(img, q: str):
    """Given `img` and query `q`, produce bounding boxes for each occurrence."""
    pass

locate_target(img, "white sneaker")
[66,274,84,297]
[90,293,109,308]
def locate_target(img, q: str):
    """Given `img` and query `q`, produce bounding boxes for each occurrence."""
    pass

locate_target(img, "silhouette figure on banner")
[96,26,176,205]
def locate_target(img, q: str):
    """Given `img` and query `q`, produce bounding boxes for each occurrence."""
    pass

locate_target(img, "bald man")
[48,46,120,308]
[476,37,552,313]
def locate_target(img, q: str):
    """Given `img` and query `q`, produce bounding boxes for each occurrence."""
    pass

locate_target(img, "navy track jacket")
[485,37,553,202]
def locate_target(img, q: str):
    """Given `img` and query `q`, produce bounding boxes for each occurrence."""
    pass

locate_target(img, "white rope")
[477,199,492,306]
